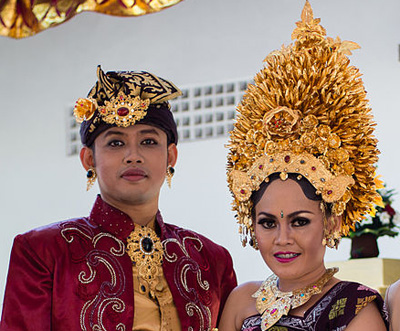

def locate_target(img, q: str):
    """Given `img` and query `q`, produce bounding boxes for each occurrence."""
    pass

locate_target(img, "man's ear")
[80,146,95,171]
[167,143,178,168]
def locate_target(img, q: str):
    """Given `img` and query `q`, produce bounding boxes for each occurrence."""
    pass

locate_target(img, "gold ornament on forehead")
[126,225,163,297]
[226,0,381,247]
[98,91,150,127]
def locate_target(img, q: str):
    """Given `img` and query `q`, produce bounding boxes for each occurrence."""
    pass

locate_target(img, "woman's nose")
[275,225,292,245]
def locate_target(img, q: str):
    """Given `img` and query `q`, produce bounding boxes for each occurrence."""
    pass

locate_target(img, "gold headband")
[227,1,381,247]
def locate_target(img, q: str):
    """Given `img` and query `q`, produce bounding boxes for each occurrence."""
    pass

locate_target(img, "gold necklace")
[253,267,338,330]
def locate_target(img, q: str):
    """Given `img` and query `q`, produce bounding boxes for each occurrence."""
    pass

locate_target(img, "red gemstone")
[259,165,263,169]
[240,189,245,194]
[327,190,333,195]
[117,107,129,116]
[311,166,316,171]
[284,155,290,163]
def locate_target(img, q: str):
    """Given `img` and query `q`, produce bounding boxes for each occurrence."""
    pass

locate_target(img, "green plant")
[346,187,399,239]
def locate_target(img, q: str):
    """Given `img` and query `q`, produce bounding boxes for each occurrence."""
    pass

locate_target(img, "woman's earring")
[249,234,259,250]
[322,231,341,249]
[86,167,97,191]
[166,165,175,188]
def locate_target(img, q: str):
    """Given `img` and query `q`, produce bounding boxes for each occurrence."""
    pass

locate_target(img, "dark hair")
[250,172,329,219]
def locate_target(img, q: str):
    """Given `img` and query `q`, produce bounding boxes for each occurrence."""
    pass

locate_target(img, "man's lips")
[273,252,300,263]
[121,168,147,181]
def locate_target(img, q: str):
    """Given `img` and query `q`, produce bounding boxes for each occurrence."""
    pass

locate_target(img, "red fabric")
[0,196,237,330]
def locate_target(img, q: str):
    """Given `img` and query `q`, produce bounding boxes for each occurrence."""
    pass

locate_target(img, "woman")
[219,2,388,330]
[385,279,400,330]
[0,66,237,331]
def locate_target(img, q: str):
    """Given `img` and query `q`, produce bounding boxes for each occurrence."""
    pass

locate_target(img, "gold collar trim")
[253,267,338,330]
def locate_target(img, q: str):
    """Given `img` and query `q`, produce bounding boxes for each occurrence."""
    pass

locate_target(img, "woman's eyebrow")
[287,210,314,218]
[257,212,277,219]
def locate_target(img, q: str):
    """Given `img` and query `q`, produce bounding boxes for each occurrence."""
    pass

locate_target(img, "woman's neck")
[277,265,327,292]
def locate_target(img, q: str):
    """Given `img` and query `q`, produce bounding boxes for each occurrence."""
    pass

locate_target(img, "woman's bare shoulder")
[233,281,263,296]
[218,281,263,331]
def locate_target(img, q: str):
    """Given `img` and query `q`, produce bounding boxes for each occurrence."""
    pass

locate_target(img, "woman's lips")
[121,168,147,181]
[273,252,301,263]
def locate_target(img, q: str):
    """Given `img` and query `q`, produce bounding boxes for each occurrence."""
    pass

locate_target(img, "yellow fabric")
[131,220,181,331]
[0,0,183,38]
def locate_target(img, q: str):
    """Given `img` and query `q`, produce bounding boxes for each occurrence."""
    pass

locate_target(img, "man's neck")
[101,196,159,226]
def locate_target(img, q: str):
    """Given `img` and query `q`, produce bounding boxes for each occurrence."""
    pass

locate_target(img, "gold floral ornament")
[263,107,301,138]
[98,91,150,127]
[226,0,380,247]
[73,98,97,123]
[126,225,164,297]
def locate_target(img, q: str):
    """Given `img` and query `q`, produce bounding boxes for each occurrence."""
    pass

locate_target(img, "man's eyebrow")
[103,130,125,138]
[137,128,161,136]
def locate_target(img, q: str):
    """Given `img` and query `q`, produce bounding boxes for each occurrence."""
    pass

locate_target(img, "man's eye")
[142,138,157,145]
[109,140,124,147]
[258,219,276,229]
[292,217,310,227]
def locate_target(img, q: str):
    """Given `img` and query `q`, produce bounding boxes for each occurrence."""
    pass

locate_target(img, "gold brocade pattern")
[0,0,183,38]
[355,295,376,315]
[253,267,338,330]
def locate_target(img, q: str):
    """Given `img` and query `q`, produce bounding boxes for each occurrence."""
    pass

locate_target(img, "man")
[0,66,237,330]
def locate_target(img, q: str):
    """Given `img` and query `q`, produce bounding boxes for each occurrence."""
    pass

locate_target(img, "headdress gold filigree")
[227,1,380,247]
[98,91,150,127]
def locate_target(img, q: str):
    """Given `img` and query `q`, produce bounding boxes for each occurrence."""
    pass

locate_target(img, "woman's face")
[81,124,177,210]
[254,178,327,288]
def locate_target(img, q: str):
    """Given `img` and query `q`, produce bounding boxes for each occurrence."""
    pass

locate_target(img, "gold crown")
[227,1,380,246]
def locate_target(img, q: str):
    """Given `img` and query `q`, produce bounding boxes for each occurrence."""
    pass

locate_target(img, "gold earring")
[166,165,175,188]
[86,167,97,191]
[249,233,259,250]
[322,231,341,249]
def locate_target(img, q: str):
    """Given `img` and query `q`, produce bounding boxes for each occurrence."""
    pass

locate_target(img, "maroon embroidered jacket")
[0,196,237,330]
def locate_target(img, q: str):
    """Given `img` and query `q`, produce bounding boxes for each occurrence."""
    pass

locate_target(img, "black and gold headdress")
[74,66,182,146]
[227,1,381,246]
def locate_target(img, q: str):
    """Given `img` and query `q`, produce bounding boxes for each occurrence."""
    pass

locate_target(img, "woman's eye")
[141,138,157,145]
[258,219,276,229]
[292,217,310,227]
[108,140,124,147]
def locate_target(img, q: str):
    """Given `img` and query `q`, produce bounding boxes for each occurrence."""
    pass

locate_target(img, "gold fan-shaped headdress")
[227,1,380,247]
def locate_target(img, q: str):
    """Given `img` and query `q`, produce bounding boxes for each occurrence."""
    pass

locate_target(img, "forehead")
[256,179,320,211]
[99,124,167,139]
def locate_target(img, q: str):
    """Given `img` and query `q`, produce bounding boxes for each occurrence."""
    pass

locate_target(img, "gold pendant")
[126,225,164,296]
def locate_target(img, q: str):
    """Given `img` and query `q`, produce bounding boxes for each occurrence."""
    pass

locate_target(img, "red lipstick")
[273,251,300,263]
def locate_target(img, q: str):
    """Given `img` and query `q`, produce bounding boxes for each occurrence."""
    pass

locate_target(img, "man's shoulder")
[163,223,230,256]
[15,217,94,246]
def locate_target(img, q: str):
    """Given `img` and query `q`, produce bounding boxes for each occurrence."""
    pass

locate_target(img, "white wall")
[1,0,400,308]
